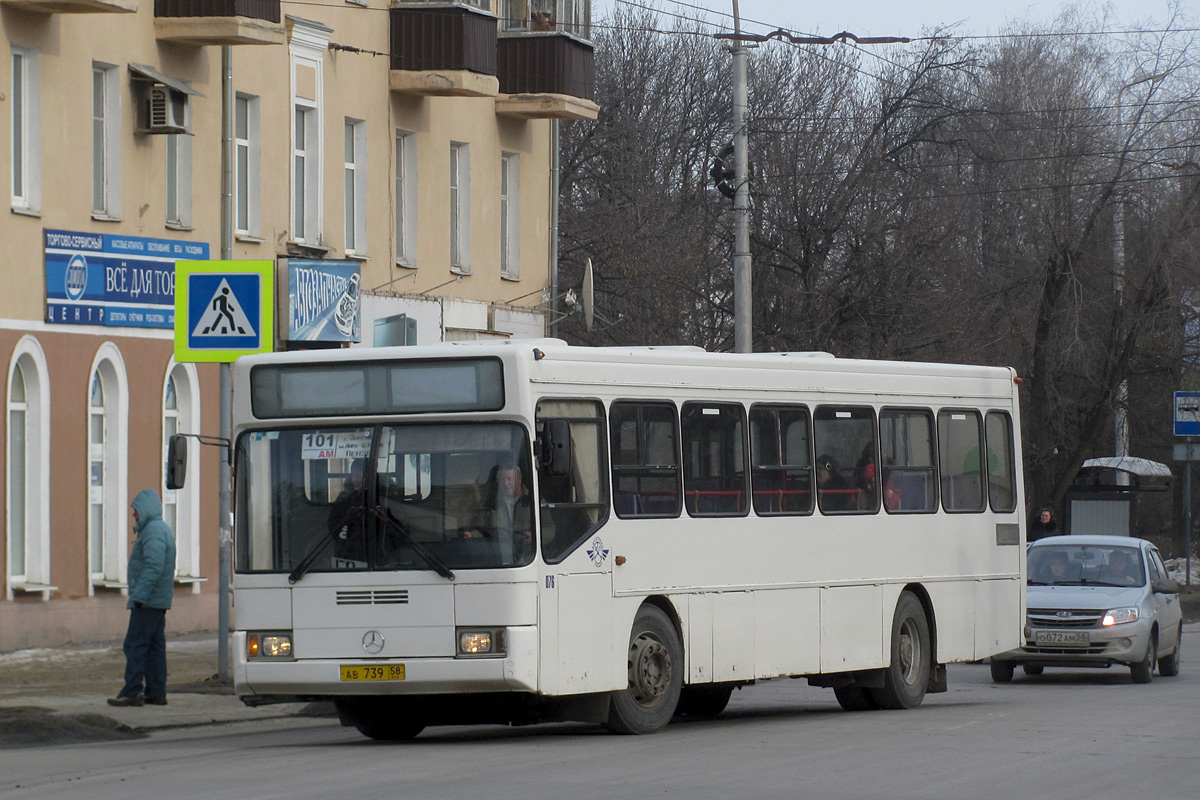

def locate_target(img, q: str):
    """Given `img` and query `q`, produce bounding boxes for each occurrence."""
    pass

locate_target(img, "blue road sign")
[1174,391,1200,436]
[174,261,274,364]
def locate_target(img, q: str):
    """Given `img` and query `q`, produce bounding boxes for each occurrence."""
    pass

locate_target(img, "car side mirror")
[166,434,188,490]
[1152,577,1181,595]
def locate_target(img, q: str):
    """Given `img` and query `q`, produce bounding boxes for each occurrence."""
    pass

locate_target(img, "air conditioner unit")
[144,85,190,135]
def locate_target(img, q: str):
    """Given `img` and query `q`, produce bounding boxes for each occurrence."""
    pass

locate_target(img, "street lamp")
[1113,71,1167,481]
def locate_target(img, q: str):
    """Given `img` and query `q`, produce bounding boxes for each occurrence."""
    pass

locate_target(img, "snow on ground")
[1164,557,1200,586]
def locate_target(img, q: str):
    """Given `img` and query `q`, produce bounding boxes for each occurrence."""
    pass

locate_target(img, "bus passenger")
[817,454,853,512]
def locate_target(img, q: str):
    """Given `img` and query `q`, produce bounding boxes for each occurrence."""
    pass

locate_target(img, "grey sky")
[595,1,1193,38]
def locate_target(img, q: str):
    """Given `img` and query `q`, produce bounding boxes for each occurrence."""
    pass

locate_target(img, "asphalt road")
[1,656,1197,800]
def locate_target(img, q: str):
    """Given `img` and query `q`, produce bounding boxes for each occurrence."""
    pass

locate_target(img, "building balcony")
[0,0,136,13]
[389,2,499,98]
[495,31,597,120]
[153,0,285,46]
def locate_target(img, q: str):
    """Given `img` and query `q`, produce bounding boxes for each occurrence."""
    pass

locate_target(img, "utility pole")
[716,17,910,354]
[218,44,234,681]
[731,1,752,353]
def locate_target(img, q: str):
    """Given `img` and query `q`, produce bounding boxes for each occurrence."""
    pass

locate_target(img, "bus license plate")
[1034,630,1089,646]
[340,664,405,682]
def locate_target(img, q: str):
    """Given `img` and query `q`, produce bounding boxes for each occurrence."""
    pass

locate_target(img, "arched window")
[88,346,128,592]
[7,337,52,600]
[163,361,202,590]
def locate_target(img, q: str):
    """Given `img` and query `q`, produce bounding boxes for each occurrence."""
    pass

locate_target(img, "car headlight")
[1101,608,1139,627]
[248,631,294,660]
[457,628,506,657]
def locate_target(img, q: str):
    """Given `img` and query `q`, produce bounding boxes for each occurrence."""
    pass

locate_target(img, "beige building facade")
[0,0,596,650]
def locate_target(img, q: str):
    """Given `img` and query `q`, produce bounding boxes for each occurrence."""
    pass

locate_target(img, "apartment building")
[0,0,597,650]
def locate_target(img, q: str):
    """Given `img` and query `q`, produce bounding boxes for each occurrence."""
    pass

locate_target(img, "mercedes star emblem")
[362,630,385,655]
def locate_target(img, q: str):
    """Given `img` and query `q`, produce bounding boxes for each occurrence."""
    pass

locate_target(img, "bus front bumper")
[233,628,539,699]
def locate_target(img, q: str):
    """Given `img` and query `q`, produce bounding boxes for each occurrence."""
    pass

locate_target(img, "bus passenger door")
[539,567,616,696]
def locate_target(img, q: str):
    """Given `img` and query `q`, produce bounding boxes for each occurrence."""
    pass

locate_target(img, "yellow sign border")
[174,260,275,364]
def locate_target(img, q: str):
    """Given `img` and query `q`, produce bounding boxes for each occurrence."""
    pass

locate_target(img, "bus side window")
[938,409,986,513]
[749,404,813,516]
[879,408,937,513]
[812,406,877,514]
[985,411,1017,512]
[537,399,609,563]
[610,401,681,518]
[681,402,749,517]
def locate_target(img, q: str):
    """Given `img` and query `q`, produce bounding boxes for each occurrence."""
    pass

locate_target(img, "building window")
[501,152,520,279]
[166,134,193,228]
[88,348,129,591]
[293,104,317,242]
[11,47,41,213]
[236,94,261,237]
[6,339,53,599]
[163,363,202,587]
[344,118,367,255]
[395,129,417,266]
[290,20,330,246]
[450,142,471,272]
[91,62,120,219]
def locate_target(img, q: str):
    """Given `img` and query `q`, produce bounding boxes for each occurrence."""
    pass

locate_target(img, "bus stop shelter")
[1065,456,1172,537]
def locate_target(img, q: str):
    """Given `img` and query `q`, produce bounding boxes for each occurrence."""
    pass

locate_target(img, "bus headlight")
[457,628,506,657]
[1101,608,1139,627]
[248,631,294,660]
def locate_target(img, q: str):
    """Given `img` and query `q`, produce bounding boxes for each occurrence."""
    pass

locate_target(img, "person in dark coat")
[1031,507,1058,540]
[109,489,176,707]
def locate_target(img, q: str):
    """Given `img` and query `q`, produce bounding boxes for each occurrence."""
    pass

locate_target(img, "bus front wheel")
[871,591,931,709]
[335,697,426,741]
[606,604,683,734]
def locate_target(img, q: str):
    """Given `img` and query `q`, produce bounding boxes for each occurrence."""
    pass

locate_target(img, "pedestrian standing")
[1030,507,1058,540]
[108,489,177,707]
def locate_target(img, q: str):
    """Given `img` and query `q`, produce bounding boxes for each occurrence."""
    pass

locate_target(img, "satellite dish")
[582,258,594,331]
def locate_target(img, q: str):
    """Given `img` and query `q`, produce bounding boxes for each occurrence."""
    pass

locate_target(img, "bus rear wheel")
[870,591,931,709]
[606,604,683,734]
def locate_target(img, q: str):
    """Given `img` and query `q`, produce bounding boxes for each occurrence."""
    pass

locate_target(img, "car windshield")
[234,423,535,576]
[1027,544,1145,587]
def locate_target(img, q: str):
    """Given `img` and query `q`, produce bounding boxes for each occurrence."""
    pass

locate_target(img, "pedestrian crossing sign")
[174,261,274,363]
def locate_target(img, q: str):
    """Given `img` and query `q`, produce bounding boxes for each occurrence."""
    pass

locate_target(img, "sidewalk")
[0,632,328,748]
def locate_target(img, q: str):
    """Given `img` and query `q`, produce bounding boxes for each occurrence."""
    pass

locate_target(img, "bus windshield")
[235,423,534,577]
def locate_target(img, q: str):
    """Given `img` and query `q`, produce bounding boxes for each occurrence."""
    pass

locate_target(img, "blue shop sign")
[44,229,209,329]
[285,259,361,343]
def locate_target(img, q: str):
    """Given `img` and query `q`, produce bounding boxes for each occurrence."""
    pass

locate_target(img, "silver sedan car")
[991,534,1183,683]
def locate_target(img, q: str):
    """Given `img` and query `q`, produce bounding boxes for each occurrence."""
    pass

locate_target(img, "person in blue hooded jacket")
[108,489,177,707]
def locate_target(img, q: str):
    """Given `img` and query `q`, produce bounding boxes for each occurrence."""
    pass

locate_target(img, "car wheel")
[606,604,683,734]
[1130,632,1157,684]
[1022,664,1044,676]
[1159,625,1181,677]
[870,592,931,709]
[834,685,880,711]
[990,660,1015,683]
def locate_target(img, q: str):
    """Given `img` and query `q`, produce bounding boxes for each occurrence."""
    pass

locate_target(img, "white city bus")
[222,339,1025,739]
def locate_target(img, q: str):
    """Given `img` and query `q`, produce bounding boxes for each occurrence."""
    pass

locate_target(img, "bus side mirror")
[539,419,572,478]
[166,434,188,490]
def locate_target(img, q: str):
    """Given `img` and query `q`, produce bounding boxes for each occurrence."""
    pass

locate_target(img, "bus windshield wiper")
[374,506,455,581]
[288,532,333,585]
